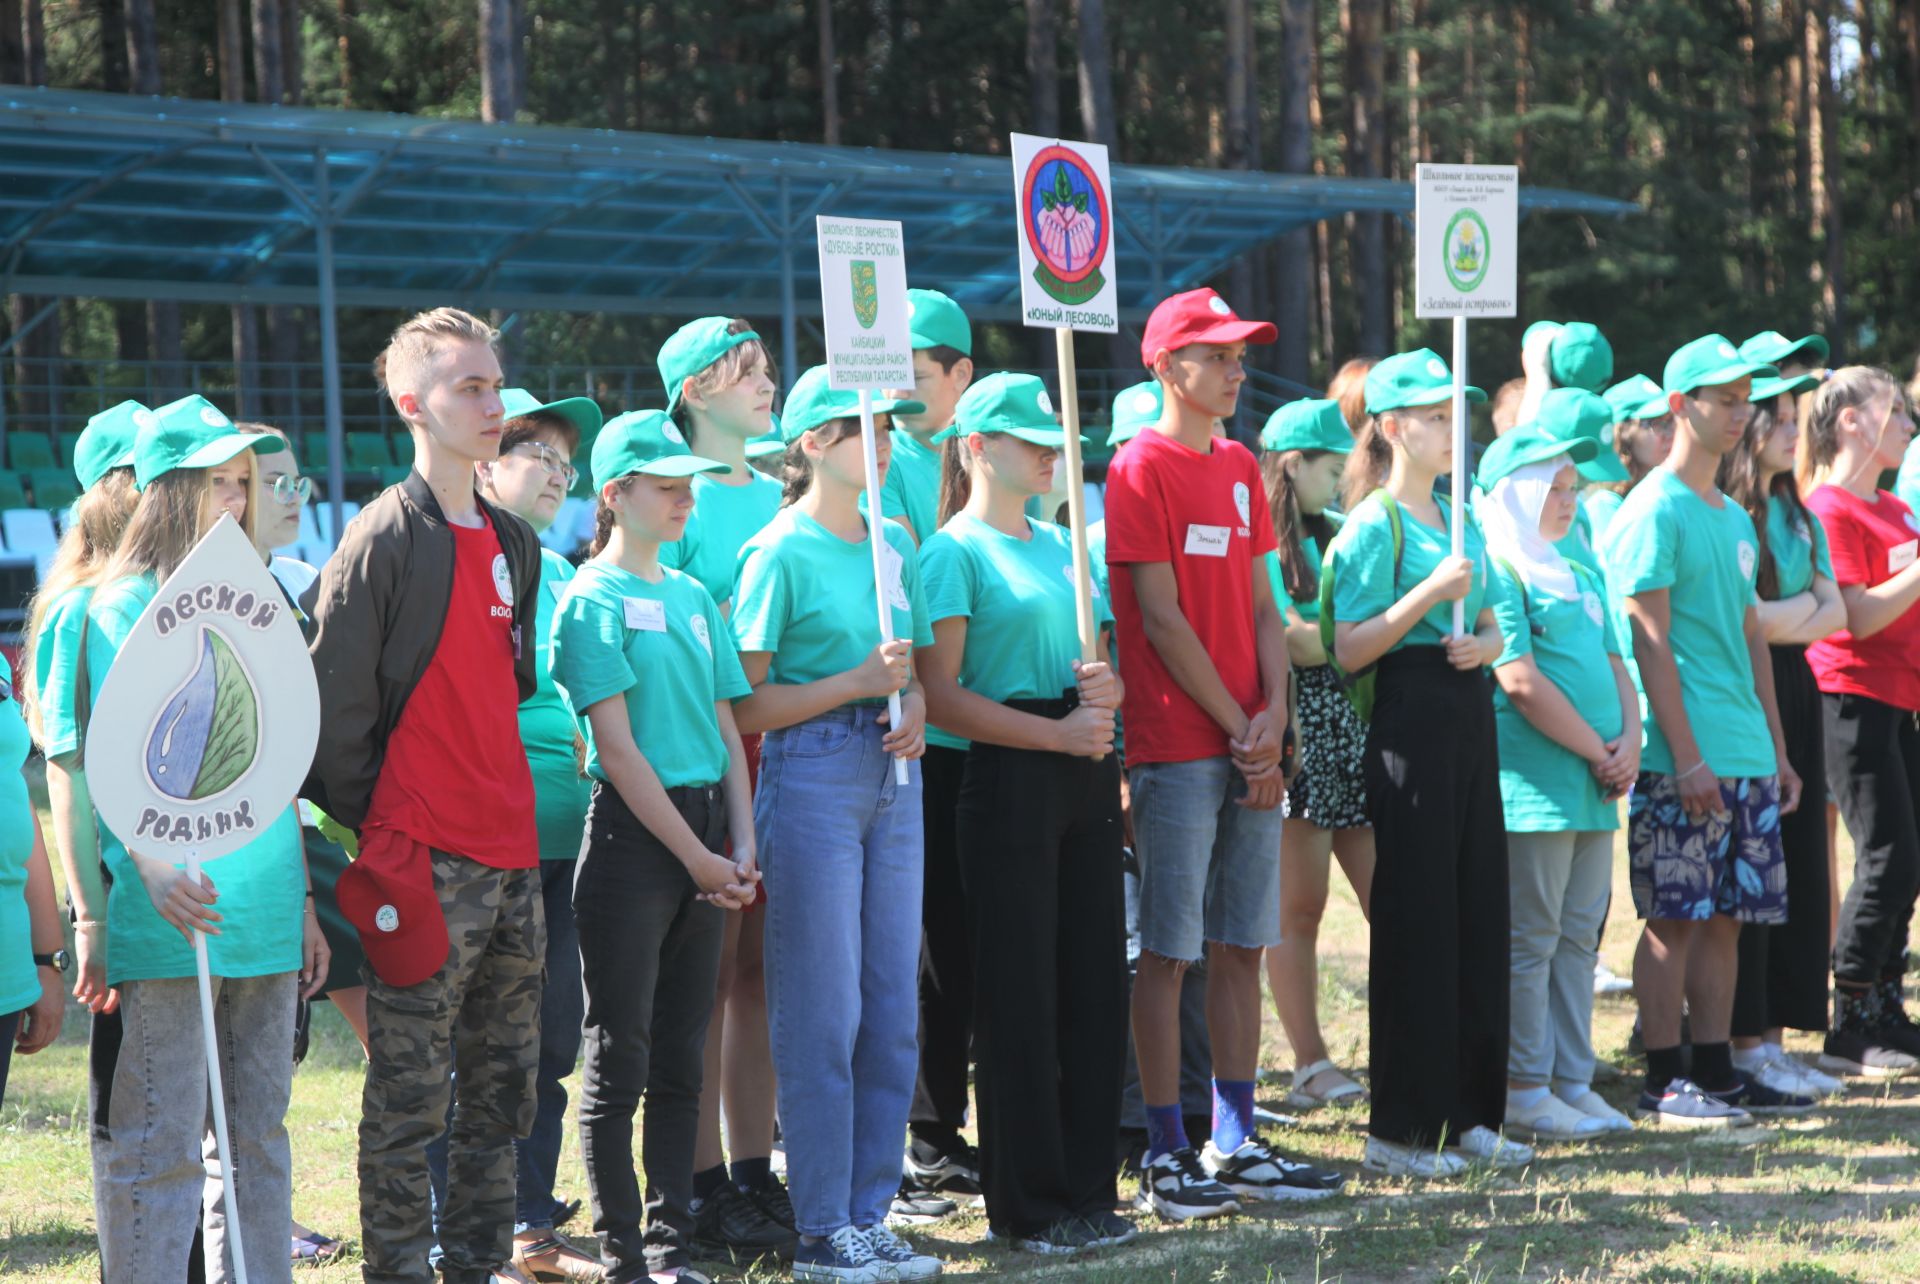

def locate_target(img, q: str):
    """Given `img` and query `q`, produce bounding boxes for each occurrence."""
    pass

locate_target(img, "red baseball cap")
[1140,289,1278,368]
[336,829,449,988]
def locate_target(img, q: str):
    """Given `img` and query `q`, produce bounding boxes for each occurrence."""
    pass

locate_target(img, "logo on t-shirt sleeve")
[491,554,515,607]
[690,613,713,654]
[1233,481,1252,528]
[1737,540,1758,584]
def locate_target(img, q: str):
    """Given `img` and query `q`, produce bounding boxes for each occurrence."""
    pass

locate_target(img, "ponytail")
[779,418,861,506]
[1263,449,1335,605]
[586,477,635,558]
[936,435,972,528]
[1340,414,1392,511]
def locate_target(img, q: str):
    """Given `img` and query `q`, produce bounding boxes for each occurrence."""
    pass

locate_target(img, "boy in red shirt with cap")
[1103,289,1344,1219]
[304,307,547,1284]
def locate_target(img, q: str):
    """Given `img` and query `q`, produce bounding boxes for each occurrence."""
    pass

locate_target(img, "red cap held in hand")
[1140,289,1277,369]
[335,830,449,988]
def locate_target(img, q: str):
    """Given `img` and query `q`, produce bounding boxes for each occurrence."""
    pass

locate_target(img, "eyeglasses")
[510,441,579,488]
[270,475,313,504]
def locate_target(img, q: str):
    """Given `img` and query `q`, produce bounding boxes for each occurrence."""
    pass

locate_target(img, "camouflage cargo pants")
[359,850,545,1284]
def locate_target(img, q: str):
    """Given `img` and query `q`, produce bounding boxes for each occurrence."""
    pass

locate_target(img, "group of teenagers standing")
[6,282,1920,1284]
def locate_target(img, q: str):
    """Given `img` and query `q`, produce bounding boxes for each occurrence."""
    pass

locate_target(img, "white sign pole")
[1451,316,1469,638]
[857,387,911,787]
[190,848,249,1284]
[1053,328,1098,664]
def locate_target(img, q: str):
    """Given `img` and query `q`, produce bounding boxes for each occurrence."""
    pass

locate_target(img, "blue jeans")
[758,706,923,1238]
[427,859,583,1243]
[1128,756,1284,961]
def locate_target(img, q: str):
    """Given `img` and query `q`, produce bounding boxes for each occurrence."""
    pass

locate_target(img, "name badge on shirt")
[879,541,911,611]
[1892,540,1918,574]
[1184,524,1232,557]
[624,596,667,633]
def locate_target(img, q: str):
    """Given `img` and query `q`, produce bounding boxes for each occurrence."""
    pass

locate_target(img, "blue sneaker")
[1704,1071,1817,1116]
[858,1224,942,1280]
[793,1227,884,1283]
[1635,1077,1753,1129]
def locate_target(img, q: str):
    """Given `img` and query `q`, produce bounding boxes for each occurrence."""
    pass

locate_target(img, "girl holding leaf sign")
[84,395,324,1284]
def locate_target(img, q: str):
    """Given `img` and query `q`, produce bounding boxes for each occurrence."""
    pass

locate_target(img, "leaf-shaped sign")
[88,515,320,862]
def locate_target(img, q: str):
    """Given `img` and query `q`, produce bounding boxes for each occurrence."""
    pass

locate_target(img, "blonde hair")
[19,470,139,750]
[103,466,258,588]
[1800,365,1904,492]
[378,308,499,407]
[1327,358,1378,434]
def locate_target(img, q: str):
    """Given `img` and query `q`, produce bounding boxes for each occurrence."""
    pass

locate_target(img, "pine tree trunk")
[253,0,284,104]
[817,0,839,143]
[1027,0,1059,135]
[481,0,516,123]
[23,0,44,84]
[1345,0,1390,357]
[1072,0,1118,148]
[1811,0,1846,345]
[282,0,303,105]
[1273,0,1314,384]
[336,0,353,105]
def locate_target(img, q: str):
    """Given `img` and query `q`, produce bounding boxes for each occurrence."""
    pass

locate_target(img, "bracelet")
[1678,761,1709,781]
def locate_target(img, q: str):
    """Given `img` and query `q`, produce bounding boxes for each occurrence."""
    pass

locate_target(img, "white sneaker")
[1771,1048,1844,1098]
[1361,1136,1467,1179]
[1593,962,1634,996]
[1448,1125,1534,1168]
[1555,1087,1635,1133]
[859,1224,942,1280]
[1504,1090,1610,1140]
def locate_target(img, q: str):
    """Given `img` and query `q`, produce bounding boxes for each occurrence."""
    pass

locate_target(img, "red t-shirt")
[364,520,538,868]
[1805,485,1920,713]
[1103,427,1277,765]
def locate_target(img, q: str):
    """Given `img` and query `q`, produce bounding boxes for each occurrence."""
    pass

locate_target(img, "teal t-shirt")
[1897,437,1920,516]
[1582,488,1625,545]
[86,575,304,986]
[1602,468,1773,778]
[876,429,944,542]
[1490,565,1624,832]
[1765,493,1833,600]
[1326,494,1499,650]
[32,584,93,759]
[1265,514,1341,624]
[1089,518,1123,759]
[732,508,934,687]
[662,470,784,607]
[920,513,1114,749]
[526,550,591,860]
[551,561,751,790]
[0,687,41,1015]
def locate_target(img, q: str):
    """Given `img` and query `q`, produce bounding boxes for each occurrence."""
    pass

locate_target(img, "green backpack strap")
[1319,490,1405,721]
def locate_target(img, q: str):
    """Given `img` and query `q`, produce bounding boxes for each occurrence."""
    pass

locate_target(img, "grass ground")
[4,778,1918,1282]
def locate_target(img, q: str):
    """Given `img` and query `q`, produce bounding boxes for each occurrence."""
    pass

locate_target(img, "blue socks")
[1211,1078,1257,1153]
[1144,1103,1188,1161]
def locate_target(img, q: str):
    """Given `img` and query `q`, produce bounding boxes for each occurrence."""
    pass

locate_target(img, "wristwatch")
[33,949,70,974]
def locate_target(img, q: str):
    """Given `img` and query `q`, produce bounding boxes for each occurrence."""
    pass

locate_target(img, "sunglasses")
[509,441,579,489]
[269,475,313,504]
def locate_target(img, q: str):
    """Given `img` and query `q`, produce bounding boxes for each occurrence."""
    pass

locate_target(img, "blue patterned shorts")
[1627,772,1788,924]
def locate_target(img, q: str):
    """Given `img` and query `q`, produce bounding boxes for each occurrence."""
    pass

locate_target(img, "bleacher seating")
[29,469,80,512]
[347,432,392,470]
[56,432,81,468]
[8,435,55,471]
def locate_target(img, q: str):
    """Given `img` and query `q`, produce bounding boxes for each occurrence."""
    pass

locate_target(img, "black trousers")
[1824,691,1920,987]
[1732,646,1832,1035]
[1363,648,1509,1147]
[910,744,973,1149]
[956,705,1127,1236]
[575,781,727,1282]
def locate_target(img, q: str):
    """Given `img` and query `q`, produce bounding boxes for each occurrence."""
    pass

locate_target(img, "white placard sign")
[1414,163,1519,318]
[88,515,320,860]
[816,215,914,390]
[1009,133,1119,333]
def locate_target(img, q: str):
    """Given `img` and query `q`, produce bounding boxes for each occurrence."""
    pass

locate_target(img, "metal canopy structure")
[0,86,1637,525]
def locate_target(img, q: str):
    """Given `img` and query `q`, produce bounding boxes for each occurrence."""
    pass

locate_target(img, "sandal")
[290,1229,345,1265]
[513,1234,606,1282]
[1284,1059,1368,1109]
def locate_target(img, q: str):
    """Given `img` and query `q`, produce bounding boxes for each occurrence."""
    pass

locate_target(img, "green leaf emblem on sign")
[146,627,261,801]
[851,260,879,329]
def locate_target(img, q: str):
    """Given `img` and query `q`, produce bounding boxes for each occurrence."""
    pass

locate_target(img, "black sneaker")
[904,1142,983,1198]
[1199,1138,1345,1201]
[887,1181,958,1225]
[1819,1028,1920,1078]
[1132,1147,1240,1221]
[741,1174,796,1233]
[1877,1010,1920,1059]
[1701,1072,1816,1116]
[689,1181,796,1263]
[1078,1211,1138,1248]
[986,1219,1098,1256]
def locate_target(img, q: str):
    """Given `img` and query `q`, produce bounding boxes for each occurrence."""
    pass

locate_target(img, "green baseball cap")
[906,289,972,355]
[1522,387,1627,483]
[1364,349,1485,414]
[499,387,604,439]
[1603,374,1669,422]
[931,373,1086,447]
[1664,334,1778,397]
[74,399,152,491]
[591,409,732,490]
[1107,382,1162,448]
[1751,372,1822,405]
[779,366,926,441]
[1740,330,1830,370]
[1259,399,1352,455]
[134,395,265,491]
[1475,425,1599,492]
[1523,320,1614,393]
[659,317,761,414]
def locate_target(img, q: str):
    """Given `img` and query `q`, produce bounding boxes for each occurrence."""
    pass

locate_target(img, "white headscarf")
[1478,455,1578,602]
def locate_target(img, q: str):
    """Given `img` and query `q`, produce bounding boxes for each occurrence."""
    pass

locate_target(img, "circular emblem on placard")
[1583,591,1604,625]
[200,406,230,428]
[376,904,399,933]
[690,614,712,654]
[1443,208,1491,293]
[1233,482,1251,526]
[661,422,685,445]
[492,554,514,606]
[1738,540,1758,581]
[1019,145,1111,307]
[1208,295,1232,316]
[1036,390,1054,415]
